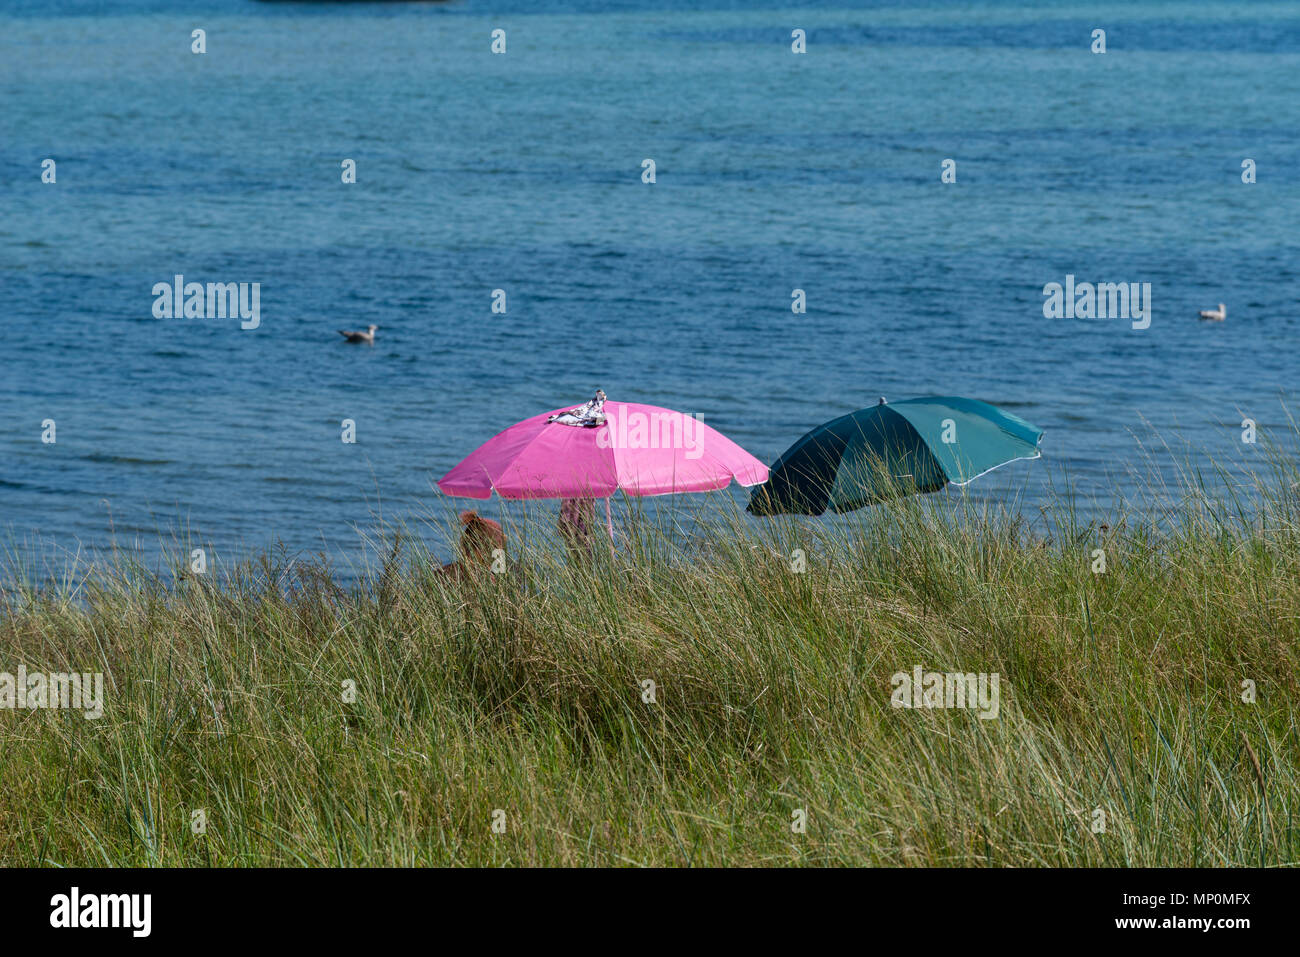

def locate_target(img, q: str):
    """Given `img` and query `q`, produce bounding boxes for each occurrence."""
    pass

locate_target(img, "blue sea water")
[2,0,1298,576]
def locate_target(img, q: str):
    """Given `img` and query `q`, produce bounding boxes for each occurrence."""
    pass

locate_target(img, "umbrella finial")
[878,395,887,405]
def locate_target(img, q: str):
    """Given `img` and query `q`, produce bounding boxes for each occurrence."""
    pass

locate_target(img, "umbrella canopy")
[747,396,1043,516]
[437,399,769,500]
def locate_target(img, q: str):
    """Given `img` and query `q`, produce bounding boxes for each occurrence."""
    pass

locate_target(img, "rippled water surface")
[3,0,1298,574]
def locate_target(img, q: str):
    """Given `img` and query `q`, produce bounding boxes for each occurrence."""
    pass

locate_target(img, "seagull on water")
[338,324,378,344]
[1198,303,1226,321]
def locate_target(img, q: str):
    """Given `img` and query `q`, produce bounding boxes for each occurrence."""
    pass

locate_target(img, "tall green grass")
[1,441,1297,866]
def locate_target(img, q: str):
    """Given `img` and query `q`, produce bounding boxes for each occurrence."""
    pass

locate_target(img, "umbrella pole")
[605,498,615,557]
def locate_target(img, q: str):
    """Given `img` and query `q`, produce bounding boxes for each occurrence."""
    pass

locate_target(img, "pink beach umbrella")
[436,393,769,537]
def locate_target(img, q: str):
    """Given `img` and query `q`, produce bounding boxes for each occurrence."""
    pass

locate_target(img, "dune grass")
[1,444,1298,867]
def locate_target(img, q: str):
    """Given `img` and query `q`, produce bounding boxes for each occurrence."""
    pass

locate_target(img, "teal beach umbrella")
[747,396,1044,516]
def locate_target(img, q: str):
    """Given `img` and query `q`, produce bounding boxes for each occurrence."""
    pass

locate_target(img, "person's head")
[458,510,505,564]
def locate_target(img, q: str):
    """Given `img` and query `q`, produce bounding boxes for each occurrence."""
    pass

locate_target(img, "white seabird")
[338,324,378,344]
